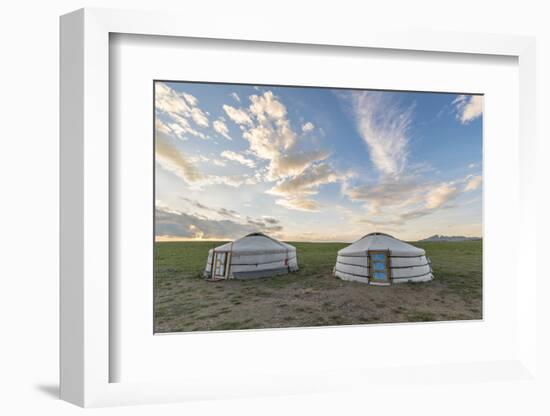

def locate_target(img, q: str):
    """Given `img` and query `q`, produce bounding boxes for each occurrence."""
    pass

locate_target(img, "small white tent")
[204,233,299,280]
[334,232,433,285]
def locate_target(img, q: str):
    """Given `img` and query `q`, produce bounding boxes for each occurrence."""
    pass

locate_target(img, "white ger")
[334,232,433,285]
[204,232,299,280]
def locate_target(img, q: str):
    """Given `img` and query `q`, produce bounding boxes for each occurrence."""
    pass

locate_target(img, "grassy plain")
[154,240,482,332]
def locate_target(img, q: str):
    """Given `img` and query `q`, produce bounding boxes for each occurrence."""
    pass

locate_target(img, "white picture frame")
[60,7,538,408]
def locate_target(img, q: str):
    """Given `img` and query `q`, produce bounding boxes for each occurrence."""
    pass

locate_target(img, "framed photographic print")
[60,7,538,408]
[153,80,483,333]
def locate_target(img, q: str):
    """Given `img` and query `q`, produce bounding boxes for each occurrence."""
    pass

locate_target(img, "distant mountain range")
[419,234,482,242]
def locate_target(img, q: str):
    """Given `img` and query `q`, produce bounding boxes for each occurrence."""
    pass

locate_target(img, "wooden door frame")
[213,251,230,279]
[367,249,392,284]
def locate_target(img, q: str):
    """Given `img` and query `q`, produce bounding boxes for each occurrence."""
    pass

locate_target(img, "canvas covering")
[204,233,299,279]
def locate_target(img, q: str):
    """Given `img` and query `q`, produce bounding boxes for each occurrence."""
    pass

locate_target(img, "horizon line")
[155,236,483,244]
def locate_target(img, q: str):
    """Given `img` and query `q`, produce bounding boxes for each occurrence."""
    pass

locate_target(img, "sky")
[155,81,483,242]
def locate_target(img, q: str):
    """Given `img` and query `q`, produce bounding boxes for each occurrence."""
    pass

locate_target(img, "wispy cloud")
[212,118,232,140]
[202,174,258,188]
[212,158,227,167]
[350,91,412,178]
[155,82,210,140]
[156,82,193,115]
[343,90,483,227]
[231,92,241,102]
[156,116,207,141]
[464,175,482,192]
[245,216,283,232]
[347,174,481,227]
[182,92,198,107]
[425,183,460,209]
[223,104,253,125]
[180,197,241,219]
[453,95,483,124]
[268,149,331,180]
[275,198,321,212]
[343,176,427,215]
[221,150,256,168]
[156,131,256,188]
[268,162,341,198]
[156,206,283,240]
[155,134,203,183]
[190,107,209,127]
[267,162,345,212]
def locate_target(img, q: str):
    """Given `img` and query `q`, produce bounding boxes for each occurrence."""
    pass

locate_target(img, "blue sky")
[155,81,482,242]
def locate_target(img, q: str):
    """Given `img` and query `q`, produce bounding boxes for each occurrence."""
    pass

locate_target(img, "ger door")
[368,250,391,285]
[213,252,229,279]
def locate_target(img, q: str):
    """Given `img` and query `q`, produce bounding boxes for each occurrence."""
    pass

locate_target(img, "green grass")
[414,240,483,303]
[154,240,482,332]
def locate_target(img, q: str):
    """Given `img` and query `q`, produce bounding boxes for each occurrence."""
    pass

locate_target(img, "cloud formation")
[351,91,412,178]
[453,95,483,124]
[221,150,256,168]
[425,183,460,209]
[190,107,209,127]
[156,206,282,240]
[269,161,342,212]
[202,174,258,188]
[224,91,325,178]
[268,162,341,198]
[181,197,241,219]
[223,90,336,209]
[245,216,283,232]
[212,118,232,140]
[156,116,207,141]
[155,134,203,183]
[156,82,193,115]
[347,174,481,227]
[343,176,427,215]
[223,104,253,125]
[302,122,315,133]
[155,82,210,140]
[155,84,482,241]
[344,91,483,228]
[156,131,256,188]
[464,175,482,192]
[275,197,321,212]
[182,92,198,107]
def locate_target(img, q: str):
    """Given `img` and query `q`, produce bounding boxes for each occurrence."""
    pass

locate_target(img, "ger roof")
[212,232,295,254]
[338,232,425,257]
